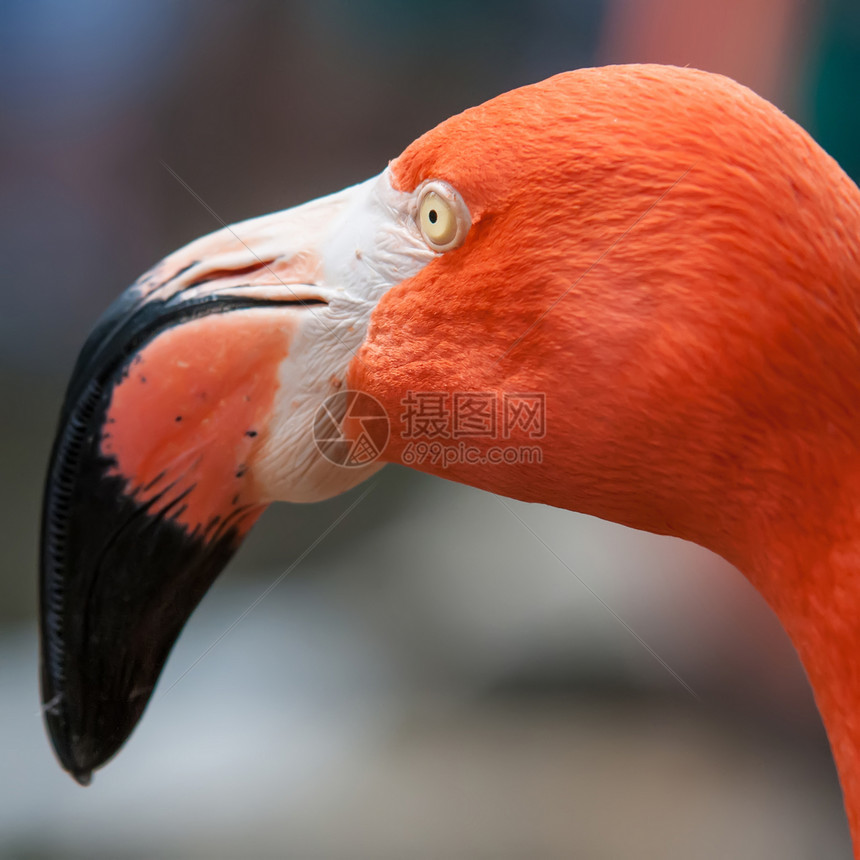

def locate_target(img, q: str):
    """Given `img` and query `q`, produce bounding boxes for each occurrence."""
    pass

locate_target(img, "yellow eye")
[419,192,456,245]
[416,181,470,251]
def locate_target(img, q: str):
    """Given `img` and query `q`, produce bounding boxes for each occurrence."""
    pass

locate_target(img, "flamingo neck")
[746,478,860,854]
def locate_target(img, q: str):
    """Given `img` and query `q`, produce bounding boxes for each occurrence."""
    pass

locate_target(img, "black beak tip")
[47,737,96,787]
[71,767,93,787]
[43,705,104,787]
[60,737,100,787]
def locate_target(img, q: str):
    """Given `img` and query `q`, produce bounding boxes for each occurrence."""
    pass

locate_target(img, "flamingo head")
[41,65,860,784]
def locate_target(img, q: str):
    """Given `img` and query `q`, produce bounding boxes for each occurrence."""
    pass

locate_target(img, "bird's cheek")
[101,310,296,538]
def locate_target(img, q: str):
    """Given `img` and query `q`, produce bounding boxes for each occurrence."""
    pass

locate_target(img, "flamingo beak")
[39,187,359,784]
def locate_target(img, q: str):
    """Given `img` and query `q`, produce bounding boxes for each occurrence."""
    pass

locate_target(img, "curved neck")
[743,472,860,854]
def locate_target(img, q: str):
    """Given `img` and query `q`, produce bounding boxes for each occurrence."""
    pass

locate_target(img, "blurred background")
[2,0,859,857]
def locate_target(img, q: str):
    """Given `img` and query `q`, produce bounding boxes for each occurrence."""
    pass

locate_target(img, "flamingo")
[40,64,860,851]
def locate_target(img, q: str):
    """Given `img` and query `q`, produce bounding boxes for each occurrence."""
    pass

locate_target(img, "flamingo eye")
[416,181,470,251]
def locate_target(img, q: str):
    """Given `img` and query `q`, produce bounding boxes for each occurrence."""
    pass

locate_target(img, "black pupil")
[428,209,438,224]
